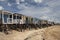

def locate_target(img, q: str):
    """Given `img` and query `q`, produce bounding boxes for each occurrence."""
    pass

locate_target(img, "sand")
[0,25,60,40]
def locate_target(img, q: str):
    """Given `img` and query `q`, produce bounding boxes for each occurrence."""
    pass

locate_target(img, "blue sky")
[0,0,60,23]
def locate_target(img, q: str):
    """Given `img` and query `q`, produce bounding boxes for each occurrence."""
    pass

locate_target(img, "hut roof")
[0,10,13,14]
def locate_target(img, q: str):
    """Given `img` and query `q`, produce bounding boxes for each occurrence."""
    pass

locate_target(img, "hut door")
[4,14,8,24]
[7,14,12,24]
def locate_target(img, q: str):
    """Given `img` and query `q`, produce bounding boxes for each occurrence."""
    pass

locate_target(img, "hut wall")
[20,15,26,24]
[2,11,13,24]
[0,11,2,24]
[25,17,32,24]
[33,18,39,24]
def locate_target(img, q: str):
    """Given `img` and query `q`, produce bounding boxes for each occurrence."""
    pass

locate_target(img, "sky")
[0,0,60,23]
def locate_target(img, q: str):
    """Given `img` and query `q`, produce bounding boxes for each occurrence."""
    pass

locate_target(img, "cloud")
[40,16,49,19]
[0,0,5,1]
[17,4,27,10]
[8,3,12,6]
[21,0,25,2]
[16,0,25,4]
[0,0,60,23]
[0,6,4,10]
[17,0,60,23]
[16,0,20,4]
[18,5,51,19]
[34,0,43,3]
[11,0,60,23]
[45,0,60,22]
[40,15,56,22]
[45,0,60,7]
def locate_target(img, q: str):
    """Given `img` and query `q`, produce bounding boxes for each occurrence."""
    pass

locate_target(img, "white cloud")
[18,6,51,18]
[16,0,25,4]
[17,4,28,10]
[8,3,12,6]
[34,0,43,3]
[40,15,55,22]
[1,0,59,23]
[40,16,49,20]
[40,7,51,13]
[0,6,4,10]
[0,0,5,1]
[21,0,25,2]
[16,0,20,4]
[45,0,60,7]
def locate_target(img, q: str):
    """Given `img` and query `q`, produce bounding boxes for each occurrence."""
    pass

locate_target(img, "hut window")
[4,14,8,23]
[10,15,12,18]
[13,16,16,19]
[17,16,20,19]
[20,16,22,19]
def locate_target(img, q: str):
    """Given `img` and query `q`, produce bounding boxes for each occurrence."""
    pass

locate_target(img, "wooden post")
[16,14,17,24]
[2,11,4,24]
[12,14,13,24]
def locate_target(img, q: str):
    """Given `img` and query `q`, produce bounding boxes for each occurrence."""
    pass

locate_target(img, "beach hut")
[0,10,27,25]
[0,10,27,33]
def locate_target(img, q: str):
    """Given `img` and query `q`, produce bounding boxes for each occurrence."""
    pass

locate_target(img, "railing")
[20,19,25,24]
[13,19,25,24]
[13,19,20,24]
[7,18,25,24]
[7,18,12,24]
